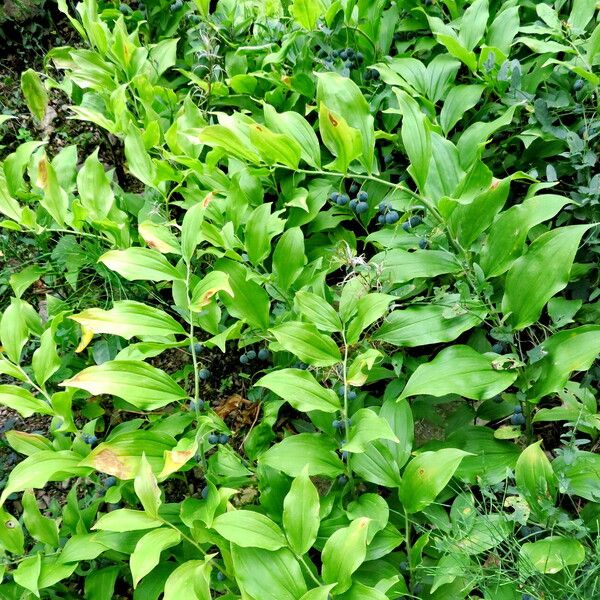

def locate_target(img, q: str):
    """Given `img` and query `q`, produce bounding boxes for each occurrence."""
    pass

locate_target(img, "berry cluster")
[82,433,98,446]
[510,404,525,426]
[240,348,270,364]
[170,0,183,11]
[321,47,364,71]
[337,385,357,401]
[188,399,205,411]
[329,188,369,214]
[332,418,352,430]
[402,215,423,231]
[376,202,399,225]
[364,68,381,81]
[208,432,229,445]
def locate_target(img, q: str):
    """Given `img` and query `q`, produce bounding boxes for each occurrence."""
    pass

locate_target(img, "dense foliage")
[0,0,599,598]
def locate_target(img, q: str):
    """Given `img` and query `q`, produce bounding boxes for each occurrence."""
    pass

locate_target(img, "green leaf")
[264,104,321,168]
[458,0,489,50]
[214,259,270,330]
[294,291,342,333]
[130,528,181,587]
[502,225,592,330]
[138,220,181,255]
[520,537,585,574]
[0,385,53,418]
[283,467,320,555]
[248,123,301,169]
[61,360,187,410]
[273,227,306,290]
[321,518,370,594]
[181,202,206,263]
[379,398,413,469]
[515,442,557,517]
[9,265,44,299]
[270,321,341,367]
[92,509,163,532]
[245,203,285,265]
[14,553,41,596]
[528,326,600,401]
[394,89,431,191]
[70,301,185,339]
[488,6,520,55]
[190,271,234,311]
[256,368,340,413]
[77,149,114,219]
[316,72,375,172]
[213,510,286,550]
[480,194,572,277]
[373,304,485,347]
[569,0,596,30]
[0,172,22,221]
[0,298,29,363]
[0,450,90,504]
[289,0,325,29]
[399,449,472,513]
[299,587,336,600]
[32,328,61,386]
[371,249,461,284]
[346,293,395,344]
[163,559,212,600]
[99,248,183,282]
[400,345,517,400]
[22,490,59,546]
[134,454,161,518]
[124,125,156,187]
[21,69,48,120]
[318,103,362,172]
[37,154,69,226]
[0,508,24,554]
[232,546,307,600]
[260,434,345,478]
[350,442,402,487]
[342,408,399,453]
[198,124,260,163]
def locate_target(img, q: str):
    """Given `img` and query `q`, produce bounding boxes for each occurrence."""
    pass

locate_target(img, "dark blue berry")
[385,211,400,224]
[119,3,131,13]
[332,419,344,430]
[219,434,229,445]
[258,348,269,361]
[349,199,358,210]
[104,476,117,488]
[83,433,97,445]
[344,60,353,68]
[573,79,584,91]
[511,413,526,426]
[492,395,503,404]
[338,475,347,484]
[349,183,359,194]
[355,201,369,214]
[192,342,203,353]
[341,451,349,460]
[418,238,428,249]
[189,399,204,411]
[208,433,219,444]
[337,386,346,397]
[329,192,340,202]
[378,215,385,224]
[241,253,249,262]
[399,561,409,572]
[522,595,535,600]
[356,52,364,64]
[378,201,390,212]
[201,486,209,499]
[357,191,368,201]
[217,571,226,581]
[199,369,210,380]
[240,354,249,364]
[246,350,256,360]
[491,342,505,353]
[347,390,357,401]
[332,50,340,58]
[402,215,422,230]
[340,50,348,60]
[513,405,523,414]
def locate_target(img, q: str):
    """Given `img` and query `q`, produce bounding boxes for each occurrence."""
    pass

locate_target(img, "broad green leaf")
[515,442,557,517]
[248,123,301,169]
[458,0,489,50]
[80,430,175,479]
[32,328,61,386]
[552,451,600,502]
[37,155,69,226]
[342,408,399,453]
[70,301,185,339]
[198,124,260,163]
[273,227,306,290]
[181,202,206,262]
[13,553,41,596]
[0,298,29,363]
[488,6,520,55]
[256,368,340,413]
[124,125,156,187]
[190,271,234,310]
[431,554,471,594]
[134,454,161,518]
[22,490,59,546]
[9,265,44,298]
[289,0,325,29]
[214,259,270,330]
[520,537,585,574]
[316,72,375,171]
[270,321,341,367]
[62,360,187,410]
[77,149,114,219]
[569,0,596,30]
[425,133,464,202]
[138,221,181,255]
[394,89,431,192]
[130,528,181,587]
[322,518,370,593]
[213,510,286,550]
[264,104,320,168]
[283,467,320,555]
[350,442,402,487]
[480,194,572,277]
[502,225,592,330]
[399,449,472,513]
[245,203,285,265]
[346,293,395,344]
[318,103,362,172]
[92,509,163,532]
[346,348,382,387]
[528,326,600,401]
[260,434,345,478]
[373,304,485,347]
[379,398,413,469]
[294,291,342,333]
[299,586,336,600]
[0,508,24,554]
[371,249,461,284]
[99,248,183,282]
[21,69,48,120]
[0,172,22,221]
[232,546,307,600]
[163,559,212,600]
[0,385,53,418]
[400,345,517,400]
[0,451,90,504]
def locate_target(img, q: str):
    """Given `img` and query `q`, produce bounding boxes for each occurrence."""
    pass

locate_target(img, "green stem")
[297,554,322,587]
[340,330,354,487]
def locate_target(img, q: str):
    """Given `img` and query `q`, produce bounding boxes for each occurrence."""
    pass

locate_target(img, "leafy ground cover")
[0,0,599,598]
